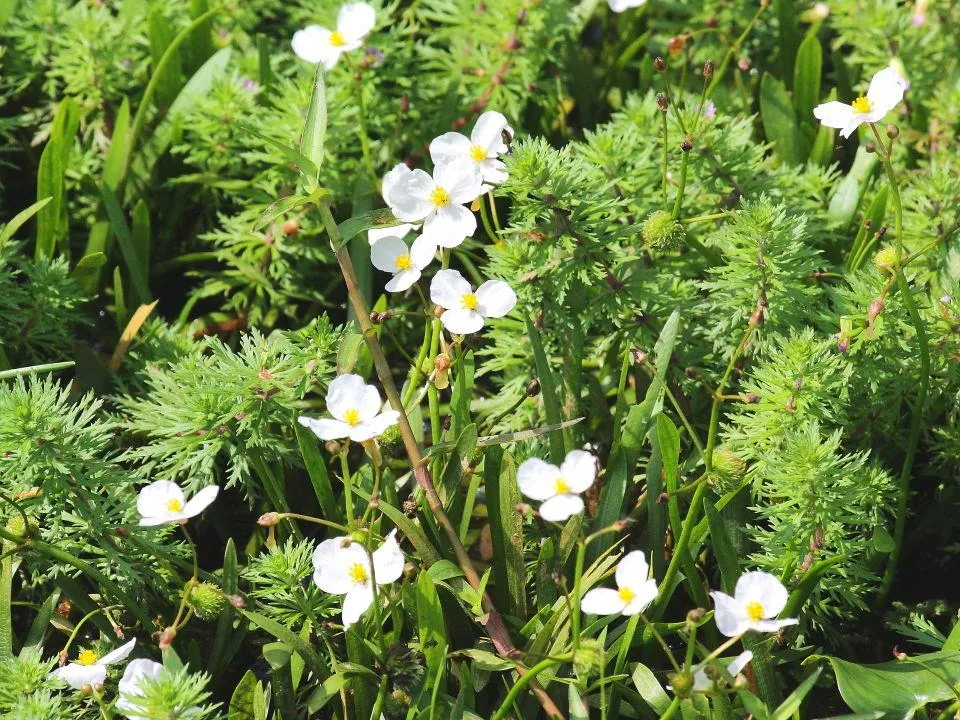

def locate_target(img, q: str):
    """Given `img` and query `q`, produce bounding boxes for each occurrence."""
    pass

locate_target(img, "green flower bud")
[573,638,606,679]
[187,582,225,621]
[5,514,27,537]
[667,670,695,698]
[872,245,898,274]
[642,211,686,252]
[711,449,747,493]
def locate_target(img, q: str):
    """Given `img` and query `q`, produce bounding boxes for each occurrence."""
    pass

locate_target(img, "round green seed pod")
[187,582,225,621]
[711,448,747,493]
[573,638,606,679]
[872,245,898,274]
[642,210,686,251]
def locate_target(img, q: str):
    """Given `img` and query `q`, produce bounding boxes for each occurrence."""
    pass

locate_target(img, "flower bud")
[258,512,281,527]
[865,140,876,153]
[667,36,686,57]
[187,582,226,621]
[654,56,666,72]
[703,60,714,78]
[867,298,885,325]
[5,514,27,538]
[680,139,693,152]
[743,393,760,404]
[686,607,706,625]
[886,124,899,139]
[325,440,341,454]
[872,245,898,274]
[800,2,830,22]
[711,449,747,492]
[228,594,246,609]
[641,210,686,252]
[525,379,541,397]
[667,670,695,698]
[282,219,299,236]
[573,638,606,679]
[631,347,649,364]
[158,627,177,649]
[656,93,668,112]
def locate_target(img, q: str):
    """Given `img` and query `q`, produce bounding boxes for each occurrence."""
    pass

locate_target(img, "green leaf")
[828,145,879,225]
[99,183,151,304]
[632,662,671,713]
[148,8,184,108]
[0,197,51,251]
[455,649,514,672]
[336,208,403,245]
[253,194,311,233]
[816,651,960,718]
[353,488,441,566]
[243,610,326,680]
[568,684,590,720]
[771,668,821,719]
[71,254,106,295]
[299,63,327,188]
[19,589,60,656]
[847,187,888,270]
[441,422,477,507]
[237,122,319,189]
[229,670,268,720]
[295,422,340,523]
[306,673,346,714]
[703,498,739,595]
[775,0,800,85]
[417,571,447,689]
[793,34,823,127]
[35,98,79,260]
[483,447,527,617]
[760,72,801,166]
[525,315,569,464]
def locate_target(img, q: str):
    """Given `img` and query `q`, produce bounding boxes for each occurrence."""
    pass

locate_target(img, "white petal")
[326,374,368,420]
[429,132,472,166]
[622,578,659,615]
[435,160,484,205]
[409,234,437,270]
[313,538,366,595]
[692,666,712,692]
[383,167,435,222]
[117,659,164,714]
[474,280,516,319]
[840,116,865,139]
[137,481,184,520]
[559,450,597,493]
[516,458,561,501]
[368,223,417,246]
[580,588,627,616]
[365,410,400,437]
[298,416,352,441]
[181,485,219,519]
[385,269,421,292]
[337,2,375,43]
[440,308,484,334]
[370,236,407,272]
[138,513,176,527]
[291,26,335,65]
[751,617,799,633]
[813,101,855,130]
[734,571,788,617]
[539,494,584,522]
[866,66,907,118]
[478,158,508,185]
[728,650,753,676]
[99,638,137,666]
[615,550,650,590]
[357,384,383,423]
[382,164,412,205]
[608,0,646,10]
[471,111,511,154]
[342,586,375,628]
[52,663,107,689]
[430,269,473,308]
[372,530,405,585]
[424,204,476,244]
[710,590,750,637]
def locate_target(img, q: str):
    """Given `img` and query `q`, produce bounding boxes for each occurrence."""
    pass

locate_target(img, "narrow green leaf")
[0,197,51,250]
[19,589,60,656]
[828,145,879,225]
[336,208,402,245]
[35,98,79,260]
[771,668,821,720]
[243,610,326,680]
[295,422,341,523]
[760,73,801,165]
[99,183,151,304]
[185,0,215,73]
[299,63,327,185]
[416,571,447,689]
[793,34,823,126]
[484,447,527,617]
[353,487,441,566]
[568,684,590,720]
[253,194,311,233]
[229,670,267,720]
[632,663,671,713]
[237,122,319,188]
[131,199,150,272]
[703,499,740,595]
[148,8,183,108]
[525,315,568,463]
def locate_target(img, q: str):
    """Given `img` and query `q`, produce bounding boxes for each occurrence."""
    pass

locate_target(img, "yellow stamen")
[343,408,361,426]
[469,144,488,162]
[76,649,98,665]
[554,477,570,494]
[166,498,183,512]
[462,293,478,310]
[745,601,765,621]
[348,562,369,584]
[429,187,450,207]
[329,30,346,47]
[851,96,872,114]
[618,587,636,603]
[394,254,412,271]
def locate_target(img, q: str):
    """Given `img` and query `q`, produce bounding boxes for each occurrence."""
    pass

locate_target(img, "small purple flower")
[120,58,132,69]
[704,100,716,120]
[241,78,260,92]
[911,12,925,26]
[363,46,384,68]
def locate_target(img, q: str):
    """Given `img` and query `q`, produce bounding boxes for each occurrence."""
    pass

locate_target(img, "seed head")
[641,210,686,251]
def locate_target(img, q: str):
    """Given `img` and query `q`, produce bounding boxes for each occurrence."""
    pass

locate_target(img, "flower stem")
[659,696,682,720]
[317,198,565,720]
[638,612,682,672]
[570,541,586,652]
[489,654,573,720]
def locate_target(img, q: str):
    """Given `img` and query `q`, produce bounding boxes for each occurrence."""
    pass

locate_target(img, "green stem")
[704,2,767,98]
[0,361,75,380]
[489,655,573,720]
[661,110,670,209]
[340,447,355,526]
[0,539,13,661]
[570,541,586,652]
[659,696,681,720]
[671,152,689,220]
[478,194,499,244]
[638,612,681,672]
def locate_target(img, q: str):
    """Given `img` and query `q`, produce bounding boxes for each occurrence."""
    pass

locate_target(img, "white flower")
[298,374,400,442]
[50,639,137,689]
[429,111,513,187]
[517,449,596,522]
[370,233,436,292]
[292,2,376,70]
[692,651,753,693]
[429,269,516,334]
[313,530,405,628]
[813,66,907,138]
[116,659,165,717]
[710,571,799,637]
[608,0,646,11]
[137,482,219,527]
[580,551,659,616]
[381,161,484,248]
[368,223,419,246]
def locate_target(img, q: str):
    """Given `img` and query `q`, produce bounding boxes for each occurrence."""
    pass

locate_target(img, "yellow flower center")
[554,477,570,494]
[851,96,872,114]
[429,186,451,207]
[618,587,636,603]
[343,408,361,426]
[745,601,765,621]
[394,254,412,271]
[348,562,369,585]
[166,498,184,512]
[469,144,488,162]
[329,30,346,47]
[462,293,478,310]
[76,649,98,666]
